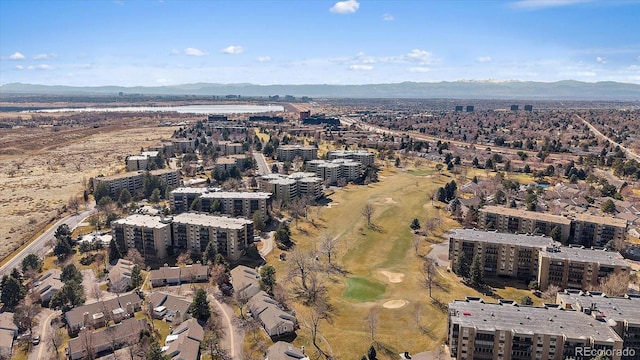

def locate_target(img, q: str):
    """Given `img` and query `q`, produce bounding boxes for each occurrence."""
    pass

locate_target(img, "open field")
[0,116,178,261]
[265,163,485,359]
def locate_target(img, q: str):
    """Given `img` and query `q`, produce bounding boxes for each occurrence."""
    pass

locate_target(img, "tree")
[453,252,470,278]
[361,203,374,227]
[150,188,161,204]
[542,284,560,301]
[50,280,86,310]
[93,182,111,203]
[494,189,506,205]
[188,288,211,322]
[320,235,339,266]
[61,264,83,283]
[410,218,421,231]
[259,265,277,295]
[271,163,279,173]
[118,188,133,207]
[252,210,266,232]
[597,271,629,297]
[365,308,379,343]
[21,253,42,273]
[275,223,293,249]
[521,296,534,305]
[53,224,73,259]
[109,239,123,263]
[0,275,26,310]
[469,253,484,286]
[130,265,143,289]
[423,258,438,298]
[124,248,145,267]
[13,297,41,336]
[602,199,616,214]
[68,195,80,214]
[368,345,378,360]
[202,240,218,265]
[48,327,65,358]
[146,340,169,360]
[550,226,562,243]
[177,251,192,266]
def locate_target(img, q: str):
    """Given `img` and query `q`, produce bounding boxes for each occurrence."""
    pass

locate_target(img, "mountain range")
[2,80,640,100]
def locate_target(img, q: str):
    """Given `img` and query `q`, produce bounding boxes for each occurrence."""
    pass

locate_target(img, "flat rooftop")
[557,291,640,326]
[328,150,374,156]
[172,213,252,229]
[278,145,317,150]
[97,169,178,181]
[481,205,572,225]
[112,214,170,229]
[449,299,622,342]
[200,191,271,200]
[449,228,556,248]
[171,187,212,195]
[572,213,628,228]
[541,246,630,267]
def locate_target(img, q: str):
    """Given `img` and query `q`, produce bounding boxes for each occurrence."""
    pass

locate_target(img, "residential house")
[148,292,192,325]
[266,341,310,360]
[108,259,134,293]
[149,264,208,288]
[0,312,16,360]
[230,265,261,299]
[65,293,142,335]
[67,318,148,360]
[163,318,204,360]
[34,269,63,304]
[247,291,296,339]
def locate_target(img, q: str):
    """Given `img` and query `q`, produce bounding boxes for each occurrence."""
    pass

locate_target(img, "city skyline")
[1,0,639,86]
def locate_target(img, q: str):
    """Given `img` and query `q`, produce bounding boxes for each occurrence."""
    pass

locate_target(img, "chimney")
[126,302,133,315]
[83,312,90,327]
[175,310,181,325]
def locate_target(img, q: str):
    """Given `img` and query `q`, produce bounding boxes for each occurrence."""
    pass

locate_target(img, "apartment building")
[479,206,572,243]
[93,169,180,200]
[448,297,624,360]
[538,245,630,291]
[260,173,323,201]
[199,191,271,222]
[557,290,640,359]
[327,150,375,167]
[171,138,196,152]
[126,151,160,171]
[170,187,212,213]
[570,213,627,247]
[111,214,172,260]
[215,154,247,173]
[276,144,318,162]
[448,229,555,280]
[171,213,254,261]
[306,159,362,185]
[217,141,244,155]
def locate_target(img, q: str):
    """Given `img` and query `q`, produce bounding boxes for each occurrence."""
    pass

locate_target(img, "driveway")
[27,308,60,360]
[258,231,275,258]
[427,238,451,269]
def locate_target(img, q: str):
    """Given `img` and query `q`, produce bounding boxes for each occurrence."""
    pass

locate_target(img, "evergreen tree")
[410,218,421,231]
[150,188,161,204]
[469,253,484,286]
[259,265,276,295]
[118,188,132,206]
[109,239,123,263]
[146,340,170,360]
[188,288,211,322]
[275,223,293,248]
[130,265,143,289]
[454,252,470,278]
[202,240,218,265]
[550,226,562,243]
[0,275,26,310]
[368,345,377,360]
[21,253,43,273]
[61,264,83,283]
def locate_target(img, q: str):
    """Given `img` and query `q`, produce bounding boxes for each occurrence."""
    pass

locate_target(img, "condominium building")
[171,138,196,152]
[557,290,640,359]
[199,191,271,222]
[170,187,212,213]
[570,213,627,248]
[538,245,630,291]
[479,206,572,242]
[276,145,318,162]
[260,173,323,201]
[448,297,624,360]
[214,154,247,173]
[93,169,180,200]
[217,141,244,155]
[111,214,172,260]
[306,159,362,185]
[448,229,555,280]
[171,213,254,261]
[126,151,160,171]
[327,150,375,167]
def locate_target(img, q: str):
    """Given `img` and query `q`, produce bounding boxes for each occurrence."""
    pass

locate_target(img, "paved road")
[0,202,96,276]
[575,114,640,162]
[253,151,271,175]
[209,292,244,359]
[258,231,275,258]
[28,309,60,360]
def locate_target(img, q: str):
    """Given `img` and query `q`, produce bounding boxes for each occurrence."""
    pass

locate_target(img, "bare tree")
[596,271,630,297]
[305,296,334,360]
[49,327,65,358]
[423,258,438,298]
[361,203,374,228]
[365,308,379,344]
[542,284,561,301]
[235,290,250,319]
[124,248,145,267]
[412,236,421,256]
[413,302,422,329]
[176,251,192,266]
[272,283,290,310]
[92,283,103,302]
[288,248,313,293]
[68,196,80,215]
[80,330,95,360]
[320,234,339,267]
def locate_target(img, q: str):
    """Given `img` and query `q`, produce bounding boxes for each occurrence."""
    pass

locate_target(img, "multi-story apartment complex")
[448,229,631,290]
[479,206,572,243]
[171,213,254,261]
[214,154,247,173]
[306,159,362,184]
[217,141,244,155]
[538,245,630,291]
[571,213,627,247]
[448,229,555,280]
[200,191,271,221]
[126,151,160,171]
[93,169,180,200]
[111,214,172,260]
[448,297,625,360]
[171,138,196,152]
[276,144,318,162]
[557,290,640,359]
[260,173,323,202]
[170,187,212,213]
[327,150,375,167]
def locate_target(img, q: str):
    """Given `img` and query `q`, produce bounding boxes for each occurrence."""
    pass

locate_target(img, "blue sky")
[1,0,639,86]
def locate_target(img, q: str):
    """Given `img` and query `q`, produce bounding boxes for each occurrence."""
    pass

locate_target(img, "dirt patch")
[384,197,397,204]
[383,300,407,309]
[380,270,405,283]
[326,202,340,208]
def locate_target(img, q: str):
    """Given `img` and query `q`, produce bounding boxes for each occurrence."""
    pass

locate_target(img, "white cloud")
[9,52,25,60]
[330,0,360,14]
[185,48,206,56]
[222,45,245,54]
[383,13,395,21]
[596,56,607,64]
[257,56,271,62]
[405,49,435,64]
[510,0,591,10]
[26,64,52,70]
[409,67,430,73]
[170,49,180,55]
[33,53,56,60]
[476,56,493,63]
[15,65,24,70]
[349,64,374,71]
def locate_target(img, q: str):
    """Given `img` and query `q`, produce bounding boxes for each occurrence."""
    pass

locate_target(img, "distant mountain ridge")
[2,80,640,100]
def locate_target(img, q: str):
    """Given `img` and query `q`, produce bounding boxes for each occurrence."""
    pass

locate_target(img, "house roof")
[68,318,147,360]
[65,292,142,326]
[108,259,134,285]
[171,318,204,342]
[248,291,295,334]
[164,334,200,360]
[0,329,13,355]
[148,292,191,319]
[0,313,17,333]
[266,341,310,360]
[230,265,260,296]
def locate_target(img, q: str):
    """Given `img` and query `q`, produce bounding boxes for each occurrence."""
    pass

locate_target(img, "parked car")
[32,335,40,345]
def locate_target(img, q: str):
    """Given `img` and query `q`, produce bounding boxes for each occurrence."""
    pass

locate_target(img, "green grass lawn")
[343,277,387,302]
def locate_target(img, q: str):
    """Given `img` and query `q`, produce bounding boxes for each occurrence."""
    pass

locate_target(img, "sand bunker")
[326,202,339,208]
[380,271,405,283]
[383,300,407,309]
[384,197,397,204]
